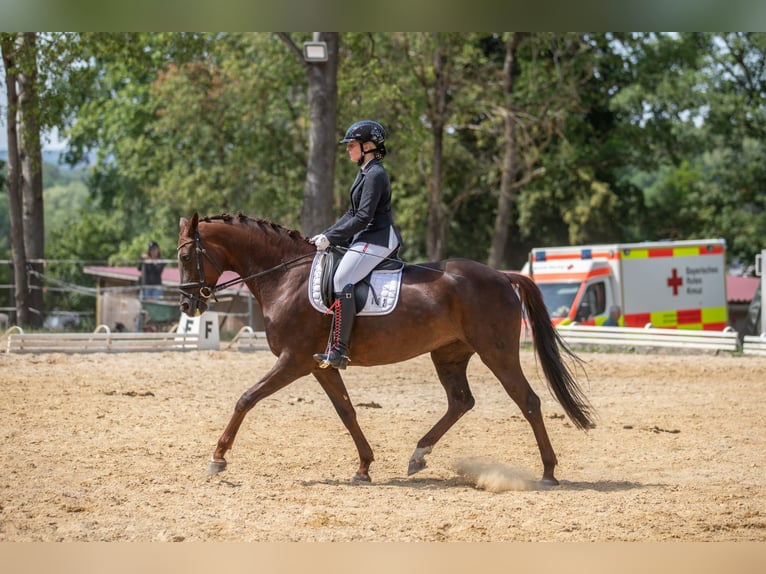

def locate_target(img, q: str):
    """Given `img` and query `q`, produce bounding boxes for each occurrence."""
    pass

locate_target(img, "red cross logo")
[667,268,683,296]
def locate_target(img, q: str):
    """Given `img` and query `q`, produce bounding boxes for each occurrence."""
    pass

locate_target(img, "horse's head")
[177,213,223,316]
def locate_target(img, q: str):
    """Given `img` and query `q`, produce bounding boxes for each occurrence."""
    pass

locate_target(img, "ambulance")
[521,239,729,330]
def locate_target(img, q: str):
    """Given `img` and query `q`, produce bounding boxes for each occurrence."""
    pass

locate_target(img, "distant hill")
[0,149,92,171]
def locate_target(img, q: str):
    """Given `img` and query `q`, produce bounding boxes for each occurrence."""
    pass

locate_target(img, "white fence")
[553,324,740,353]
[225,326,270,352]
[742,334,766,356]
[3,325,198,354]
[3,322,761,356]
[2,323,269,354]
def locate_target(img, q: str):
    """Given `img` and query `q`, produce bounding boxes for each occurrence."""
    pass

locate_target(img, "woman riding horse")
[310,120,403,370]
[177,212,594,484]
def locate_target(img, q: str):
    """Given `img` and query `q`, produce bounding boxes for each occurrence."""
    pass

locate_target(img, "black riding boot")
[314,283,356,369]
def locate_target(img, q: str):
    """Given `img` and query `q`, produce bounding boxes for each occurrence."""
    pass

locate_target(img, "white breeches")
[333,226,399,292]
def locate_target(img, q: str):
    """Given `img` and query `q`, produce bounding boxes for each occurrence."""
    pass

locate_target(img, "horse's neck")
[217,222,311,279]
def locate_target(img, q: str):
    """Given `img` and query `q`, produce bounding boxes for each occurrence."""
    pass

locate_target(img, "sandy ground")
[1,346,765,542]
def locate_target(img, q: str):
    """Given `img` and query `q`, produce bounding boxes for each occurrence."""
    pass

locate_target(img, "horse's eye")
[180,253,191,262]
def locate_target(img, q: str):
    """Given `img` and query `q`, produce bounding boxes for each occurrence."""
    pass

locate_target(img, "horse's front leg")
[207,355,308,476]
[313,368,375,482]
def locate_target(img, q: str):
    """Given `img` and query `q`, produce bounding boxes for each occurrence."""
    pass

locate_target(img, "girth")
[320,247,403,312]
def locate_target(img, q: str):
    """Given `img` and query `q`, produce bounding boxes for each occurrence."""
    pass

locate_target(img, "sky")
[0,87,67,151]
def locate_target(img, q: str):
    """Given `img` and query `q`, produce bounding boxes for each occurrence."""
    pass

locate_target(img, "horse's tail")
[506,272,595,430]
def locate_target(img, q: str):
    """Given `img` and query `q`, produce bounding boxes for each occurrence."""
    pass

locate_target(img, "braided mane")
[201,212,308,243]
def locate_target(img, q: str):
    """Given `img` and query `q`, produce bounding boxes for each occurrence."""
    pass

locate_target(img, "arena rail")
[553,324,740,353]
[3,325,199,354]
[226,326,270,352]
[742,334,766,356]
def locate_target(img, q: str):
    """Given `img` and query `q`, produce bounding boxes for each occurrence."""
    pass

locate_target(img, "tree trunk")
[426,37,448,261]
[488,33,525,270]
[1,34,31,327]
[487,116,516,269]
[300,32,338,235]
[427,124,445,260]
[17,32,45,327]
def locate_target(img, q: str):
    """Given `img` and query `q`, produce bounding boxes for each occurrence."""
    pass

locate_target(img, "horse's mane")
[201,212,308,243]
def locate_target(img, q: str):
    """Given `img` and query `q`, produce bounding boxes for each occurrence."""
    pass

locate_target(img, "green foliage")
[4,31,766,324]
[64,33,310,234]
[43,165,89,234]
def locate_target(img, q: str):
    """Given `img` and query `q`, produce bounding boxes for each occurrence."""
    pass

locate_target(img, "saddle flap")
[309,250,403,317]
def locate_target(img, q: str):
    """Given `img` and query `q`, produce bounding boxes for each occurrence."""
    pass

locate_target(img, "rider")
[310,120,403,369]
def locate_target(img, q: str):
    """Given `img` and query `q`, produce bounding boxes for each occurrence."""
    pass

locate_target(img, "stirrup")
[313,350,349,370]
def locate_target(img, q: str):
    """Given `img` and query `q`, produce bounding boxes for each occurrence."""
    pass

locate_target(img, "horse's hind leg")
[313,368,375,483]
[480,349,560,485]
[408,343,475,475]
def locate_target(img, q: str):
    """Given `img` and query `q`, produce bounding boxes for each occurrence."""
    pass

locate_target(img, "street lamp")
[303,41,328,62]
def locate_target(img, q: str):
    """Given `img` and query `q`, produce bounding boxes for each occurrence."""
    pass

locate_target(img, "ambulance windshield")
[537,283,580,318]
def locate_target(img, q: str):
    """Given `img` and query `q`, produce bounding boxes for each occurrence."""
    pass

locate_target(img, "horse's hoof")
[407,445,432,475]
[407,458,427,476]
[540,476,559,487]
[207,459,227,475]
[351,473,371,484]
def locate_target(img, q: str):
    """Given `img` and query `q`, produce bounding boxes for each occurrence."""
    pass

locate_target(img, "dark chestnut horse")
[177,212,594,485]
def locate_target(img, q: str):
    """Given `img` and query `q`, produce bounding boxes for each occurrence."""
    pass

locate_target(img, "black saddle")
[320,247,404,312]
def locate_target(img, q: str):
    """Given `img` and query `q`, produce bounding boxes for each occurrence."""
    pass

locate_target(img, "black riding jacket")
[322,159,402,249]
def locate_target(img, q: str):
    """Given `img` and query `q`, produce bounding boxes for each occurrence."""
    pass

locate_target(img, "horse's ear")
[179,213,199,236]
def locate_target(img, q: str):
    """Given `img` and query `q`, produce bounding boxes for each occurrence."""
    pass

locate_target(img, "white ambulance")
[520,239,729,330]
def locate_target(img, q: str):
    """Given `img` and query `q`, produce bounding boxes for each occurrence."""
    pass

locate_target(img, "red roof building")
[726,275,760,304]
[83,265,260,333]
[726,274,761,335]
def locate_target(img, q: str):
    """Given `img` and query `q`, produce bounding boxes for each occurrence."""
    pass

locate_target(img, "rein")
[177,231,315,304]
[178,227,448,311]
[215,253,316,291]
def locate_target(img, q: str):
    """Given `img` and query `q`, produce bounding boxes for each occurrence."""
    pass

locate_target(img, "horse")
[177,212,594,485]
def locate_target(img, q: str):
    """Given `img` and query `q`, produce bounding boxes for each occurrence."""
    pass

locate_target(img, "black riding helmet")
[340,120,387,165]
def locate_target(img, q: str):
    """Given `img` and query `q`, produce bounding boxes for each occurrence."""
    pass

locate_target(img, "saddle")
[308,248,404,316]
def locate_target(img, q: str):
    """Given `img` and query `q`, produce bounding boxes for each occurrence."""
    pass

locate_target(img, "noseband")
[177,230,222,309]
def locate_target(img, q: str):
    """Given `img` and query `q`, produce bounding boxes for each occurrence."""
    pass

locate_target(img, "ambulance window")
[576,282,606,321]
[538,283,579,318]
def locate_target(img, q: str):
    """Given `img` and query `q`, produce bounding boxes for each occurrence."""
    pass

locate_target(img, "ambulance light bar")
[533,248,593,262]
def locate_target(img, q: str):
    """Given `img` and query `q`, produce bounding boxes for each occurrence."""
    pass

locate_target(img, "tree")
[0,33,48,327]
[2,32,84,327]
[277,32,339,235]
[487,32,526,269]
[62,32,316,256]
[609,33,766,262]
[1,33,32,326]
[398,33,485,261]
[17,33,45,327]
[696,33,766,263]
[13,31,763,293]
[511,33,655,256]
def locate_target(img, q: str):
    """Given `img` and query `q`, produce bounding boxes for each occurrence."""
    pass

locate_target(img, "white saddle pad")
[308,252,403,316]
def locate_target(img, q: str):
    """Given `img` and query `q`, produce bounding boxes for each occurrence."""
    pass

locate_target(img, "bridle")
[177,229,315,311]
[177,230,223,311]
